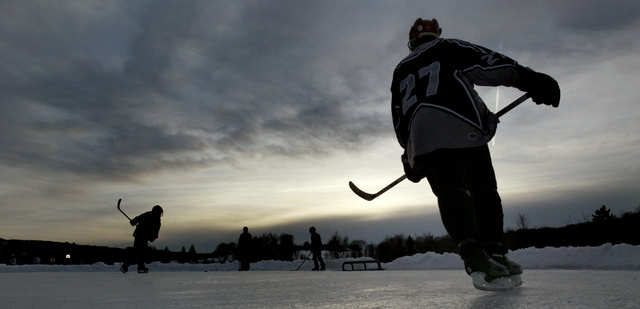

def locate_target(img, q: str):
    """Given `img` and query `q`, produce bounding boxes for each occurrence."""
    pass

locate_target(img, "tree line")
[374,205,640,262]
[2,205,639,265]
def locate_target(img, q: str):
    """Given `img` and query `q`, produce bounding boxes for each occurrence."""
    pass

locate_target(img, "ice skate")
[466,254,521,291]
[460,242,514,291]
[465,256,513,291]
[491,254,523,287]
[470,272,518,291]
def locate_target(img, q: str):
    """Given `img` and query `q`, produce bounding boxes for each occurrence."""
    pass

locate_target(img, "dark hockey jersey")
[391,38,530,165]
[132,211,161,242]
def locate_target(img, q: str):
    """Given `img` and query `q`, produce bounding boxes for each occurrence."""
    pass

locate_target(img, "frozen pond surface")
[1,270,639,308]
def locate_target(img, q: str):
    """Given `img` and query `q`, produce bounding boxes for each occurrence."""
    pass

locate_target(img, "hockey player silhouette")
[237,226,253,271]
[390,18,559,290]
[309,227,326,271]
[121,205,163,273]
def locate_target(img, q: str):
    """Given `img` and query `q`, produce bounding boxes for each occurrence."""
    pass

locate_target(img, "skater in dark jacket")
[121,205,163,273]
[390,18,559,289]
[309,226,325,271]
[237,226,253,271]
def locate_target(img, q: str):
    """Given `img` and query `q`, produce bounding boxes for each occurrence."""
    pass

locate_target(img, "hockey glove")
[524,71,560,107]
[402,153,423,183]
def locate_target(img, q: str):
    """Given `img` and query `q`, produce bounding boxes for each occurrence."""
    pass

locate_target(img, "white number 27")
[399,61,440,114]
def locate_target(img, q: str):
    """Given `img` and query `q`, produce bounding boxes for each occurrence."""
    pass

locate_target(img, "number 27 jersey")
[390,38,528,159]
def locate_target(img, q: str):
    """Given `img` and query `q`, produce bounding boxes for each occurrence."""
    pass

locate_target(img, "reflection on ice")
[0,270,638,308]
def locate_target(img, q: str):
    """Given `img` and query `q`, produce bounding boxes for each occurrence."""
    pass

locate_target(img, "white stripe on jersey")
[409,103,483,132]
[397,38,441,67]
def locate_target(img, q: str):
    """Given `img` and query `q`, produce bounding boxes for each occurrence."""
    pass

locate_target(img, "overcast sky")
[1,1,639,252]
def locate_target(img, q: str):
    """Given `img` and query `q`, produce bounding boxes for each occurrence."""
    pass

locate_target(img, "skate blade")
[509,274,523,287]
[470,272,518,291]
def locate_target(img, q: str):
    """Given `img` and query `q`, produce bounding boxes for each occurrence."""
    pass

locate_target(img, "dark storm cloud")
[3,0,639,247]
[1,1,211,179]
[553,0,640,32]
[0,1,390,180]
[2,0,639,182]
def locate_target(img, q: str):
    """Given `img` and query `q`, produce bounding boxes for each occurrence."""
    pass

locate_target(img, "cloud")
[151,207,447,252]
[5,0,638,181]
[553,0,640,32]
[4,0,640,180]
[0,1,394,181]
[1,1,639,248]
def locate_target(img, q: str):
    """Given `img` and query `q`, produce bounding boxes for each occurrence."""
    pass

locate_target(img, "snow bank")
[384,251,463,270]
[384,243,640,270]
[2,243,639,272]
[508,243,640,270]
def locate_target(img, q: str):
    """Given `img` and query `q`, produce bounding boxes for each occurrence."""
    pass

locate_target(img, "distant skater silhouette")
[121,205,163,273]
[389,18,559,290]
[237,226,252,271]
[309,226,325,271]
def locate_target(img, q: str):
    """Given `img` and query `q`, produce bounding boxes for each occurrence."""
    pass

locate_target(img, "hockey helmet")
[408,18,442,50]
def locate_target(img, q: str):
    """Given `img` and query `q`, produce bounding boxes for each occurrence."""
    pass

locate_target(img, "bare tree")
[516,213,529,230]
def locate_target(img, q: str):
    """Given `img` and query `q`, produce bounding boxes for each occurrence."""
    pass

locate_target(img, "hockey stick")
[117,198,132,221]
[294,256,307,271]
[349,175,407,201]
[349,93,531,201]
[495,93,531,118]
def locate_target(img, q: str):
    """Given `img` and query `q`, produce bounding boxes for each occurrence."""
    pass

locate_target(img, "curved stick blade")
[116,198,132,220]
[349,181,376,201]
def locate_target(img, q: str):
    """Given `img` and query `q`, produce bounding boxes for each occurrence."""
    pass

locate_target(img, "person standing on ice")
[309,226,326,271]
[120,205,163,273]
[237,226,253,271]
[390,18,559,288]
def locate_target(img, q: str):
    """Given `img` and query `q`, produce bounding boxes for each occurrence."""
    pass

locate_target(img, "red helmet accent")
[408,18,441,50]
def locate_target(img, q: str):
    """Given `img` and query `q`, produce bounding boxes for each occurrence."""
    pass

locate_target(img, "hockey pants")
[422,145,506,255]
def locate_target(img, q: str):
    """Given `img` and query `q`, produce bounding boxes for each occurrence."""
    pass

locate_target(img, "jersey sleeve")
[390,68,408,149]
[131,214,141,226]
[445,39,532,90]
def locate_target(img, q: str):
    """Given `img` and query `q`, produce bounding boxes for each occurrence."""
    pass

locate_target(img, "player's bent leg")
[436,187,478,242]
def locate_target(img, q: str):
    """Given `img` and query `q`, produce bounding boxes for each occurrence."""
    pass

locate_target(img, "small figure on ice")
[389,18,560,290]
[120,204,163,274]
[309,226,326,271]
[237,226,253,271]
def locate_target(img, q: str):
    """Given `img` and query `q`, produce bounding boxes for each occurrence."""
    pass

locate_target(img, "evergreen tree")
[161,246,171,263]
[592,205,614,223]
[179,246,187,263]
[406,236,416,255]
[326,232,347,258]
[349,240,366,258]
[278,234,295,261]
[188,245,197,263]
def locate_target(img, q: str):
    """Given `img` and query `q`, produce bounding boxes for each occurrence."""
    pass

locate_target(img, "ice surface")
[1,270,639,308]
[1,244,640,308]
